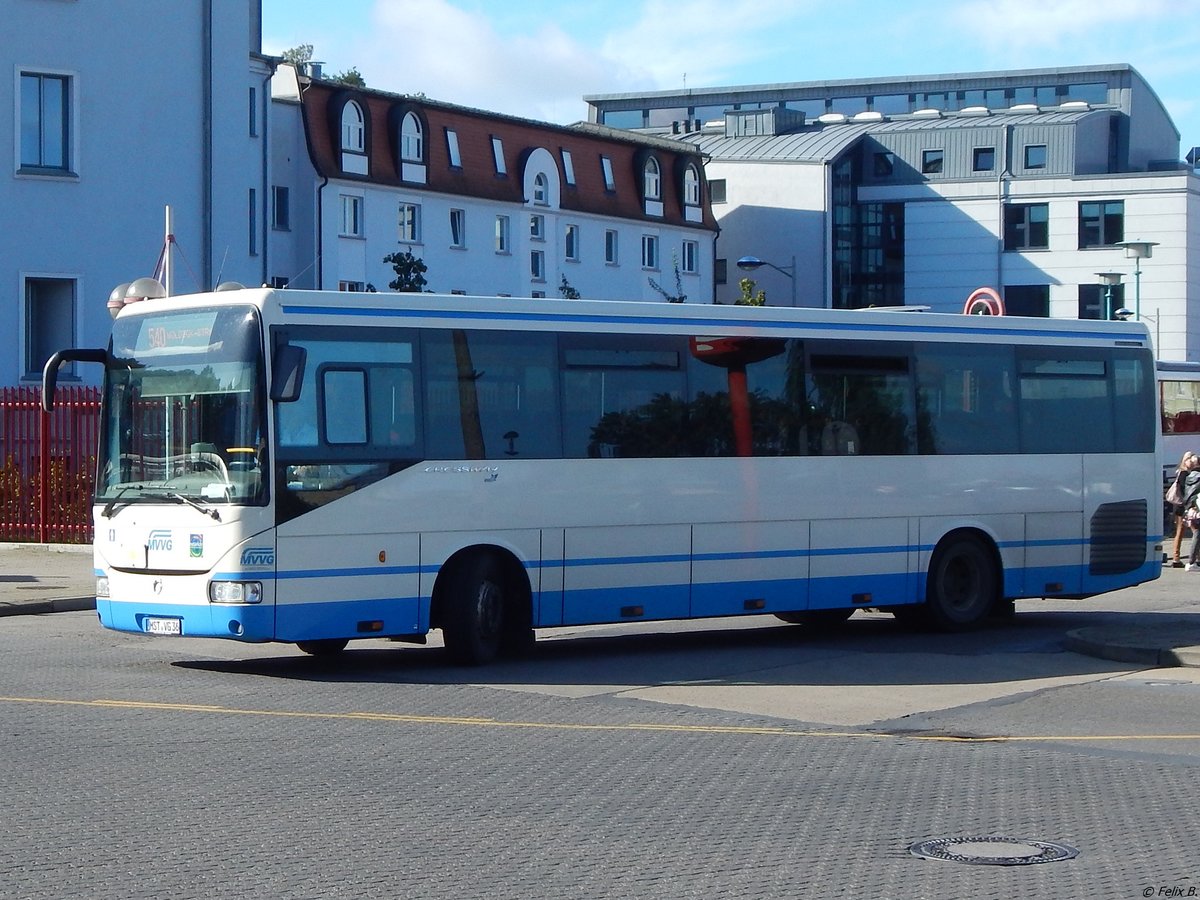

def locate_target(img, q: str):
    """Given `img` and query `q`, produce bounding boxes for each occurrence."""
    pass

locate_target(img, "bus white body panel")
[60,289,1160,657]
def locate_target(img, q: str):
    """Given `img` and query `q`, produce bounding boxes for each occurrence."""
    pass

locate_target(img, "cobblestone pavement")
[1,609,1197,899]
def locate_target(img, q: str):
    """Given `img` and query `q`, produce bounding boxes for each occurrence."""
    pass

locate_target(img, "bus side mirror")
[271,344,306,402]
[42,348,107,411]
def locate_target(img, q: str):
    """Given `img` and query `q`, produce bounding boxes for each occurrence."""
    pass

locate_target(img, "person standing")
[1169,451,1196,567]
[1182,458,1200,570]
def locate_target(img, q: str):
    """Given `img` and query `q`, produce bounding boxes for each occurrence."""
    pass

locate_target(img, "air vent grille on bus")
[1089,499,1147,576]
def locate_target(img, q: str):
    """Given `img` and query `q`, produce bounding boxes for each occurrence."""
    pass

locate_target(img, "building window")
[1004,285,1049,317]
[341,101,365,152]
[709,179,727,204]
[530,249,545,281]
[399,203,421,243]
[565,224,580,261]
[873,152,894,177]
[973,147,995,172]
[533,172,549,205]
[715,258,728,285]
[340,195,363,236]
[530,214,544,241]
[445,128,461,168]
[25,277,75,379]
[1079,282,1125,320]
[683,164,701,206]
[449,208,466,248]
[643,157,661,199]
[495,215,510,253]
[681,240,698,274]
[401,112,423,162]
[605,229,618,264]
[601,156,615,191]
[249,87,257,137]
[1024,144,1047,170]
[271,186,290,231]
[641,235,659,269]
[339,280,366,292]
[491,137,507,175]
[1079,200,1124,248]
[921,149,944,174]
[19,72,71,173]
[340,100,367,175]
[561,149,575,185]
[1004,203,1049,251]
[270,276,290,289]
[248,188,257,256]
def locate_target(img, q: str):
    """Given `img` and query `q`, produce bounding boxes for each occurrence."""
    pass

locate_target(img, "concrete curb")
[1064,627,1200,668]
[0,596,95,618]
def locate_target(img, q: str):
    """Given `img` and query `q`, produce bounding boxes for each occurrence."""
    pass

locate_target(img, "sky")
[261,0,1200,152]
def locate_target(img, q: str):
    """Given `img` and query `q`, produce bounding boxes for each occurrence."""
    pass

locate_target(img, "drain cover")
[909,836,1079,866]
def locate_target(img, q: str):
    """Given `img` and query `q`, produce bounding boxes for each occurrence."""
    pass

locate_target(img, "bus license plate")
[146,617,182,636]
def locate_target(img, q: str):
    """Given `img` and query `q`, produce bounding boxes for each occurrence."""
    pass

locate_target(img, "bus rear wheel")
[296,638,349,657]
[441,553,507,666]
[923,534,999,631]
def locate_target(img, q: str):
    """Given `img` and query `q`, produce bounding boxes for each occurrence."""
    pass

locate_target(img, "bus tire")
[296,638,349,657]
[775,608,854,629]
[923,533,999,631]
[441,552,507,666]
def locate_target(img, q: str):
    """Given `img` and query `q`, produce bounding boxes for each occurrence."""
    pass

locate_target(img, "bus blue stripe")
[252,537,1106,582]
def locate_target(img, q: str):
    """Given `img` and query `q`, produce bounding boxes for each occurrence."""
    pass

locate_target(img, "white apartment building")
[267,66,716,304]
[3,0,273,385]
[587,65,1200,361]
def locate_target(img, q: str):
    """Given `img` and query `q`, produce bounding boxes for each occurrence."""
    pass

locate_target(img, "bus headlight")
[96,577,110,599]
[209,581,263,604]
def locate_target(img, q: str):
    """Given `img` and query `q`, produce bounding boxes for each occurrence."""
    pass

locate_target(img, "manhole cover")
[909,836,1079,866]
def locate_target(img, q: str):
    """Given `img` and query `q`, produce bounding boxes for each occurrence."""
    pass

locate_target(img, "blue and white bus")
[45,289,1161,664]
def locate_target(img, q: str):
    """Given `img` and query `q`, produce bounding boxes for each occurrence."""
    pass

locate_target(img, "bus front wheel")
[441,553,507,666]
[923,534,1000,631]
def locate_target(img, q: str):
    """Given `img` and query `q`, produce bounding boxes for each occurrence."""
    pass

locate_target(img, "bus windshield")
[99,305,267,507]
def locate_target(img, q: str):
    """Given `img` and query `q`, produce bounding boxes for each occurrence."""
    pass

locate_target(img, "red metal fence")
[0,386,101,544]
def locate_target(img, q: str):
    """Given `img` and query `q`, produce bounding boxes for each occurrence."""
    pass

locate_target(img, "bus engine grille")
[1089,499,1148,576]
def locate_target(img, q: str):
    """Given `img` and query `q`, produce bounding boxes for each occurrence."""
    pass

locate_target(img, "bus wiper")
[158,491,222,522]
[102,485,146,518]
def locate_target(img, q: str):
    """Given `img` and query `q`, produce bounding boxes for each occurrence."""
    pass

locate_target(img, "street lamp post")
[736,255,797,306]
[1095,271,1124,320]
[1116,240,1158,321]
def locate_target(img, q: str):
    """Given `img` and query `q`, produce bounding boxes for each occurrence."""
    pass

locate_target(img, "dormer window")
[401,112,423,162]
[643,157,661,200]
[682,162,702,223]
[533,172,549,205]
[642,156,663,217]
[340,100,367,175]
[398,110,426,183]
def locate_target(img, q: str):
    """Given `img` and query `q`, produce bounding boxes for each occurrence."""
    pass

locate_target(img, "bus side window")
[915,344,1018,455]
[320,367,368,444]
[1018,353,1113,454]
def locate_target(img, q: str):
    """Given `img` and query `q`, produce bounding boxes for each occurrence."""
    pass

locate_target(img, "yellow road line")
[1,695,1198,742]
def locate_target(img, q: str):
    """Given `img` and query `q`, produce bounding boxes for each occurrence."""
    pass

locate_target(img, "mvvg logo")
[240,547,275,567]
[147,529,173,552]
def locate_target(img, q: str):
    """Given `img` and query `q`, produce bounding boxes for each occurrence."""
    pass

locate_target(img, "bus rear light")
[209,581,263,604]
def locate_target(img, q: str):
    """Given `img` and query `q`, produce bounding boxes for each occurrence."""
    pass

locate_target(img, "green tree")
[332,67,366,87]
[648,253,687,303]
[558,275,581,299]
[281,44,314,67]
[383,251,428,292]
[736,277,766,306]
